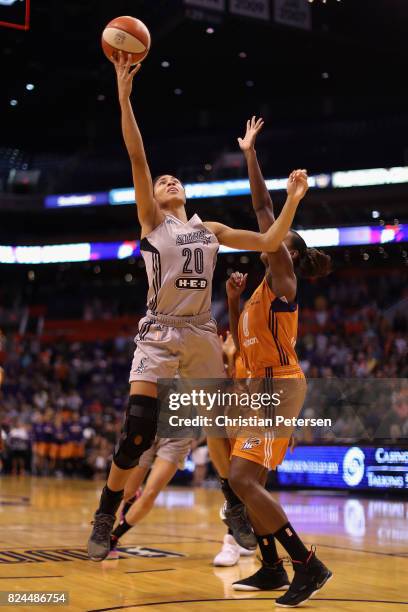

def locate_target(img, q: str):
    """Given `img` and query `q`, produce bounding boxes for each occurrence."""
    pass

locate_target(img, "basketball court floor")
[0,478,407,611]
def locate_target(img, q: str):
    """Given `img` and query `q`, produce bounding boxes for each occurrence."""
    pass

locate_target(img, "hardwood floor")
[0,477,407,611]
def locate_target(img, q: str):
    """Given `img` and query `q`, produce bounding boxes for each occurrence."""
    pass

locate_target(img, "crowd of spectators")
[0,337,129,477]
[0,265,407,477]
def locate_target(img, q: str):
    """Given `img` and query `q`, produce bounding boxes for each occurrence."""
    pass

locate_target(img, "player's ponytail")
[298,247,332,278]
[290,230,332,279]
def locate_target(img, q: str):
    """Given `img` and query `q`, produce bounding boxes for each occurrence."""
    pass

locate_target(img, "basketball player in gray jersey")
[88,51,309,561]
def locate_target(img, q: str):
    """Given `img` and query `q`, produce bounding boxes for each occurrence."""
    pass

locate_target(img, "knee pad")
[113,395,158,470]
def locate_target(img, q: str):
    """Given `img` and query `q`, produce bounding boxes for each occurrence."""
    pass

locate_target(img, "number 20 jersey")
[140,213,219,317]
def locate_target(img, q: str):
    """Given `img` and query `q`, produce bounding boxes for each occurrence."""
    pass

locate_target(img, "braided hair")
[290,230,332,278]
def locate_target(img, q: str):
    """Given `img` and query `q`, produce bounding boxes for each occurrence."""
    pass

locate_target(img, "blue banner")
[277,445,408,491]
[45,192,109,209]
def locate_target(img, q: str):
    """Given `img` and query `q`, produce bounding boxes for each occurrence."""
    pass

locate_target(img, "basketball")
[102,16,151,65]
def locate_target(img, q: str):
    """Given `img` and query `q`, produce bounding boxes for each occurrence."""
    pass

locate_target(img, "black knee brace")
[113,395,158,470]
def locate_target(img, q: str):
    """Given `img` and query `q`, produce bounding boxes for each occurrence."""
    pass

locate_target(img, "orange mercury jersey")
[238,277,299,376]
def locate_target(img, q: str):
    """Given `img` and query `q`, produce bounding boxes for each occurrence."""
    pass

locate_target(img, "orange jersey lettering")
[238,277,299,375]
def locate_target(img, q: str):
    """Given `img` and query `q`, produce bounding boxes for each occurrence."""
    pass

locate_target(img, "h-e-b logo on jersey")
[175,278,208,290]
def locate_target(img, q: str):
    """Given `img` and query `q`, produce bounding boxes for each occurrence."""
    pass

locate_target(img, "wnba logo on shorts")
[241,437,261,450]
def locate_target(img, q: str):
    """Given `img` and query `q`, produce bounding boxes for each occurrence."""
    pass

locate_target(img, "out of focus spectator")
[7,420,30,475]
[0,268,406,478]
[86,435,112,479]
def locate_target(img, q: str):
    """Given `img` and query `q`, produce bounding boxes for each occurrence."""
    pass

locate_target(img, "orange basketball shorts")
[231,368,306,470]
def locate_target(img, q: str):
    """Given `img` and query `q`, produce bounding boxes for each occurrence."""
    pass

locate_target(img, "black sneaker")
[223,502,257,550]
[87,513,115,561]
[233,561,290,591]
[275,550,333,607]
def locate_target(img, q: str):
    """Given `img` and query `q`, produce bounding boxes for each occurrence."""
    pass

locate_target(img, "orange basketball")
[102,16,151,65]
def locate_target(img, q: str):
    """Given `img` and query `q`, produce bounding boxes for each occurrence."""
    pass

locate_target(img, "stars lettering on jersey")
[176,230,212,246]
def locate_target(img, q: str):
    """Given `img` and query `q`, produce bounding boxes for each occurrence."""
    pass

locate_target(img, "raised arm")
[114,52,164,236]
[205,169,308,253]
[226,272,248,352]
[238,116,275,229]
[238,116,297,301]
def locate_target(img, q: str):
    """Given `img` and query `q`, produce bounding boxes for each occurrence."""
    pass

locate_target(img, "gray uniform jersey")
[140,213,219,317]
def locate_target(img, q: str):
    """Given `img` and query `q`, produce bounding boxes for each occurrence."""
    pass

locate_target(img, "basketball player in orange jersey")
[87,53,310,561]
[224,117,332,607]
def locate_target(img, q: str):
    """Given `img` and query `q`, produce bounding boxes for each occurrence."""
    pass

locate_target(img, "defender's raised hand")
[287,169,309,203]
[112,51,141,101]
[226,271,248,300]
[238,116,265,154]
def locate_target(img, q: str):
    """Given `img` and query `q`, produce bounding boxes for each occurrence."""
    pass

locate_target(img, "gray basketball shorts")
[138,436,192,470]
[129,312,226,383]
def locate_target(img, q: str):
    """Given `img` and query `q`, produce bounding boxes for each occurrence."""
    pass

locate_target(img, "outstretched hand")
[238,116,264,153]
[112,50,141,100]
[287,169,309,203]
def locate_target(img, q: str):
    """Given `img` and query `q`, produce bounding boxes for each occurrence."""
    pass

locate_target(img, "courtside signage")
[277,445,408,491]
